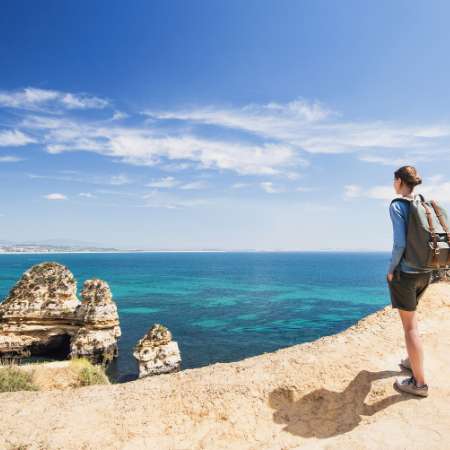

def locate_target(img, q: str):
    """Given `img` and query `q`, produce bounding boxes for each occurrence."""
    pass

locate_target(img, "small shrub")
[0,366,38,392]
[69,358,109,386]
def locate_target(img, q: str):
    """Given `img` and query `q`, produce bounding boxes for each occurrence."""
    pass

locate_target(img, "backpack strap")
[422,201,439,267]
[430,200,450,267]
[389,193,423,206]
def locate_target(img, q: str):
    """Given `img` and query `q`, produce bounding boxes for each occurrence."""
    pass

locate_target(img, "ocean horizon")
[0,251,392,381]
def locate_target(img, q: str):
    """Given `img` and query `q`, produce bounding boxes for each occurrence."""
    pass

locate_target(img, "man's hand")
[386,272,394,283]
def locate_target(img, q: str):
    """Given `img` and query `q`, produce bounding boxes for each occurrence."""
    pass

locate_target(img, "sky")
[1,0,450,250]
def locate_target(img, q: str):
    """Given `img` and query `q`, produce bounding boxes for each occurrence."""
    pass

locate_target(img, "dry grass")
[0,365,38,392]
[0,358,109,392]
[69,358,109,387]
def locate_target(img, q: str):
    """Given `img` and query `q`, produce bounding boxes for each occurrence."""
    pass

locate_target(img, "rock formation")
[133,323,181,377]
[70,279,121,363]
[0,262,121,364]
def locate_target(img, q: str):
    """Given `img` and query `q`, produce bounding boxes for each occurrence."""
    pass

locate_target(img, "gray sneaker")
[395,376,429,397]
[400,357,411,370]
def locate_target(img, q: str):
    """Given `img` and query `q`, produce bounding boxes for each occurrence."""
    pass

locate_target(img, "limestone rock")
[133,324,181,377]
[70,279,121,363]
[0,262,79,321]
[0,262,121,365]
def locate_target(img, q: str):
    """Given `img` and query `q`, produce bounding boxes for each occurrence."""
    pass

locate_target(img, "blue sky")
[1,0,450,250]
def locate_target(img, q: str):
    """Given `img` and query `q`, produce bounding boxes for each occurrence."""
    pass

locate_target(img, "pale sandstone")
[0,263,121,364]
[133,323,181,377]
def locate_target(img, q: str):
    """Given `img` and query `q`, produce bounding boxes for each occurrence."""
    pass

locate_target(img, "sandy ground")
[1,282,449,450]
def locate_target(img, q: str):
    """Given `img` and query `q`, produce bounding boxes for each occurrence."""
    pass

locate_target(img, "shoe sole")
[394,381,428,397]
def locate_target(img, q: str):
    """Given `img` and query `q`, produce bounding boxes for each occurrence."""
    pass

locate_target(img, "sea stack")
[70,279,121,364]
[133,323,181,378]
[0,262,121,364]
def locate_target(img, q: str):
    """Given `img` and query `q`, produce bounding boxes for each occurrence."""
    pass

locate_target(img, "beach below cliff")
[1,281,449,450]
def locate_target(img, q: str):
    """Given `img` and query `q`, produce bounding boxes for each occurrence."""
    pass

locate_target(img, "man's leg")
[398,309,426,385]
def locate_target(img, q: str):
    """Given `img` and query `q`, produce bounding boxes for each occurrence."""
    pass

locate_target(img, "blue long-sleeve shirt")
[388,199,432,274]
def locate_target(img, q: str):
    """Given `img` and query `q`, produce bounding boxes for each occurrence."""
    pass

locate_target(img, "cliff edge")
[1,282,449,450]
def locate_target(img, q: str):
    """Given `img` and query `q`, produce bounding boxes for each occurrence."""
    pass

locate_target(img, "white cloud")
[357,152,441,166]
[60,93,108,109]
[146,176,179,188]
[0,129,35,146]
[44,193,67,200]
[344,184,362,199]
[0,156,24,163]
[141,189,210,209]
[112,111,128,121]
[144,99,450,157]
[79,192,95,198]
[180,180,208,190]
[343,175,450,204]
[286,172,302,180]
[109,174,131,185]
[0,87,108,111]
[295,186,316,192]
[20,113,305,175]
[260,181,284,194]
[4,89,450,187]
[231,182,250,189]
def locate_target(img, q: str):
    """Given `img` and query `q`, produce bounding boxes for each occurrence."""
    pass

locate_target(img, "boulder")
[133,324,181,377]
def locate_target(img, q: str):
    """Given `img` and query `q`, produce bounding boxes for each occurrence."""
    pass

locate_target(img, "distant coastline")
[0,249,391,254]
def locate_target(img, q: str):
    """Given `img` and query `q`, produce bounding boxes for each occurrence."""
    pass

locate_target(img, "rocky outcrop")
[70,279,121,363]
[0,262,121,364]
[133,323,181,377]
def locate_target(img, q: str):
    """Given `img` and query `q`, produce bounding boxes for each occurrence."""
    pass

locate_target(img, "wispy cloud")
[0,129,35,146]
[179,180,208,190]
[146,176,179,188]
[295,186,316,192]
[0,87,108,111]
[44,193,67,200]
[231,182,250,189]
[21,113,305,175]
[28,171,133,187]
[344,175,450,203]
[145,98,450,157]
[260,181,284,194]
[141,189,210,209]
[79,192,95,198]
[111,111,128,121]
[0,156,24,163]
[344,184,362,199]
[109,174,132,185]
[3,88,450,187]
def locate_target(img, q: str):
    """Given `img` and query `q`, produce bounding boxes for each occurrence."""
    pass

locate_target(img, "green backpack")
[391,193,450,269]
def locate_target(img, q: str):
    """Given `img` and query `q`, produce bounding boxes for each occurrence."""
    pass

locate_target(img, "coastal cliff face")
[133,323,181,377]
[1,281,449,449]
[0,262,121,364]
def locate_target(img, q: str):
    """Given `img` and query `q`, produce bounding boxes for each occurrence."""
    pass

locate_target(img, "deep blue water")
[0,252,391,381]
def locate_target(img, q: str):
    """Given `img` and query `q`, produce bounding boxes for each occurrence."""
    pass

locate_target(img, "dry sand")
[1,282,449,450]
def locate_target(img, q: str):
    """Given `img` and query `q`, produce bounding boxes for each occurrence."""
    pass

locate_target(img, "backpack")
[390,193,450,270]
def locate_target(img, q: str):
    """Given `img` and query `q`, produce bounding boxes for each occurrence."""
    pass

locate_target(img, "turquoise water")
[0,252,391,381]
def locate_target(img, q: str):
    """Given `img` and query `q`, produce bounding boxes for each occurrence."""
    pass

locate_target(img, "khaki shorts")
[388,270,432,312]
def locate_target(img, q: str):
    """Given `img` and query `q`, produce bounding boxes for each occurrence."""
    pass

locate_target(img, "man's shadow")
[268,369,413,438]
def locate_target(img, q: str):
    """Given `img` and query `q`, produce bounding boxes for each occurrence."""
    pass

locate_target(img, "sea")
[0,252,391,381]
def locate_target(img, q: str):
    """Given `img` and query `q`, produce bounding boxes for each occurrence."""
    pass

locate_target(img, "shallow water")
[0,252,391,381]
